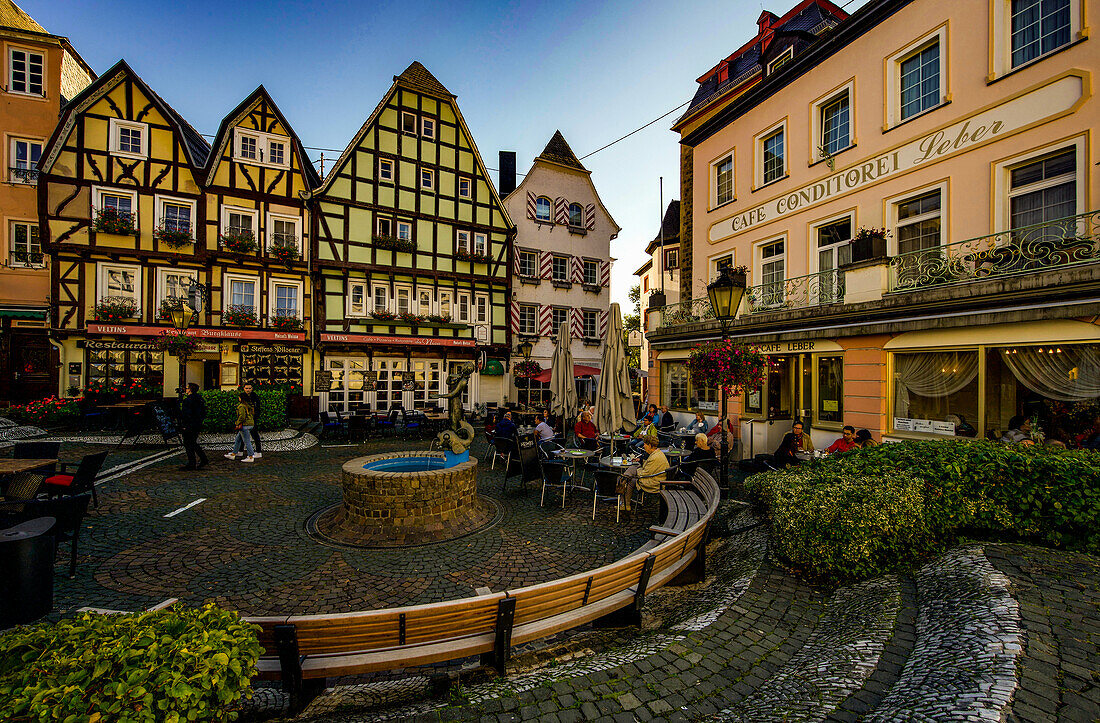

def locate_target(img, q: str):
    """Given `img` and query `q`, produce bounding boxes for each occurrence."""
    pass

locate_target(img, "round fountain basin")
[362,456,446,473]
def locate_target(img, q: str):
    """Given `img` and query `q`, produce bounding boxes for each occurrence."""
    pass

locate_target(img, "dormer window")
[233,128,290,168]
[109,119,149,160]
[767,48,793,74]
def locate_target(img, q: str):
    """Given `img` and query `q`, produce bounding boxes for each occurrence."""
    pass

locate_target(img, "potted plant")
[153,224,193,249]
[219,230,257,254]
[223,304,258,327]
[270,314,304,331]
[851,227,890,263]
[269,242,300,263]
[723,265,749,286]
[158,297,188,321]
[94,296,138,321]
[370,309,397,321]
[94,208,135,235]
[686,339,765,396]
[373,235,417,253]
[398,312,422,325]
[455,249,491,264]
[155,328,199,357]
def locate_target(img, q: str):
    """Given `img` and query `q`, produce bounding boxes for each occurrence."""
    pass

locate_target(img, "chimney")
[498,151,516,197]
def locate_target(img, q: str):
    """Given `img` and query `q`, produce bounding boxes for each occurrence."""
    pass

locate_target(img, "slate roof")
[394,61,454,99]
[0,0,44,33]
[646,200,680,255]
[536,131,587,172]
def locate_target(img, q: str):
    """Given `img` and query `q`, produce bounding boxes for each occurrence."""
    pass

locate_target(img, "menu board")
[894,418,955,435]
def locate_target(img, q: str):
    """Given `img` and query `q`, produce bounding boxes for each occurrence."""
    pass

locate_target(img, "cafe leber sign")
[709,72,1086,242]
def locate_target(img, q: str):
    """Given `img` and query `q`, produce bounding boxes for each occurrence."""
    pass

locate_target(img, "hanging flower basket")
[158,297,188,321]
[219,230,257,254]
[155,329,199,357]
[224,304,258,327]
[686,339,766,394]
[94,208,135,235]
[153,225,193,248]
[514,359,543,378]
[94,296,138,321]
[270,314,304,331]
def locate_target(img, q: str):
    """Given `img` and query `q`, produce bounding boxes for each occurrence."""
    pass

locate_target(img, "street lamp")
[706,267,746,493]
[517,339,533,409]
[169,302,195,398]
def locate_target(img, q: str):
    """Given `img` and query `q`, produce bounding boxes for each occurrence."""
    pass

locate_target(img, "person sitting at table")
[618,436,668,512]
[1001,415,1032,444]
[657,405,676,431]
[855,428,877,448]
[639,403,658,425]
[827,425,859,454]
[574,410,599,449]
[773,420,814,467]
[630,418,658,452]
[680,433,715,476]
[686,411,709,435]
[706,416,735,452]
[494,411,517,440]
[535,416,556,443]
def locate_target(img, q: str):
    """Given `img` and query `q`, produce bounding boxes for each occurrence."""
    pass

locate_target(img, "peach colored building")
[0,0,93,401]
[636,200,680,408]
[650,0,1099,457]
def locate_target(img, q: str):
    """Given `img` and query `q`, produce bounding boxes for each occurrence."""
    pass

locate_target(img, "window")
[815,217,851,303]
[93,187,137,228]
[583,259,599,285]
[820,93,850,155]
[420,168,434,191]
[9,221,41,266]
[98,264,141,310]
[226,276,258,311]
[891,351,978,434]
[1008,148,1075,229]
[899,42,940,121]
[269,215,299,251]
[156,196,195,237]
[767,48,793,74]
[233,129,289,167]
[8,48,42,96]
[664,249,679,272]
[417,289,433,315]
[473,232,487,255]
[519,249,538,277]
[379,158,394,182]
[458,176,472,198]
[396,221,412,240]
[109,118,148,159]
[816,356,844,424]
[401,112,417,134]
[157,268,197,308]
[582,309,598,339]
[377,217,392,238]
[535,196,552,222]
[9,138,41,183]
[518,304,537,335]
[892,190,942,287]
[348,281,367,317]
[758,239,785,307]
[475,294,489,324]
[568,203,583,228]
[1011,0,1072,67]
[662,362,690,410]
[239,134,257,160]
[372,284,389,312]
[456,292,471,323]
[552,255,570,282]
[271,281,301,319]
[712,154,734,207]
[762,128,784,184]
[422,117,436,139]
[551,306,569,333]
[223,207,256,238]
[438,290,453,318]
[268,139,285,166]
[395,285,412,316]
[456,230,470,253]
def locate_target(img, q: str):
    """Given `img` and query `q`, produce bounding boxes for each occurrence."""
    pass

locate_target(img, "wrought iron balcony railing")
[9,167,38,184]
[889,210,1100,292]
[654,298,714,329]
[744,268,844,314]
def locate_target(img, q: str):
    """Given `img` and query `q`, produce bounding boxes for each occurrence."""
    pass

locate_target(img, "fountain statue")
[436,362,476,456]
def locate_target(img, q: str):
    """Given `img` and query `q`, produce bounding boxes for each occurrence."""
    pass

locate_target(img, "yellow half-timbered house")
[311,62,515,414]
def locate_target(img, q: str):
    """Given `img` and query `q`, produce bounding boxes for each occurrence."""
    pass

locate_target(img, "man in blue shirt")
[494,411,517,440]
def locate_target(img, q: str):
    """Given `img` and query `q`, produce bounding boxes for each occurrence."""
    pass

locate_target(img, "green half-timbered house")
[311,62,514,413]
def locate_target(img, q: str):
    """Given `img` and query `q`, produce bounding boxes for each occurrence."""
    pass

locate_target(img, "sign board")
[314,370,334,392]
[185,279,206,315]
[87,323,305,342]
[627,330,643,348]
[932,421,957,436]
[477,349,488,371]
[68,362,82,375]
[893,417,913,432]
[912,419,934,433]
[515,433,541,486]
[362,370,378,382]
[698,401,718,411]
[319,332,475,348]
[242,344,306,355]
[151,403,179,441]
[822,399,839,412]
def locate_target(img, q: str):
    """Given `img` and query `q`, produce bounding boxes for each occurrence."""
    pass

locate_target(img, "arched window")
[535,196,552,222]
[569,203,583,228]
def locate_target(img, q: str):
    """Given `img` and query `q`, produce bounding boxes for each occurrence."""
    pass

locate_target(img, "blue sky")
[28,0,869,310]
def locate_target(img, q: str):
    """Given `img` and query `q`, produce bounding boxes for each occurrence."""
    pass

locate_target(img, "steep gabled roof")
[204,85,322,188]
[536,130,587,172]
[40,59,209,173]
[0,0,44,33]
[394,61,454,100]
[645,200,680,255]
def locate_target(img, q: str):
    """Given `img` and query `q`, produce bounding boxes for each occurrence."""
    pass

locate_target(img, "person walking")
[225,391,256,462]
[179,382,208,470]
[243,382,263,458]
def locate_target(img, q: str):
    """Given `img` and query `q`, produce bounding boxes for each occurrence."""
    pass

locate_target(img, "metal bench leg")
[480,597,516,674]
[594,555,655,628]
[274,624,319,713]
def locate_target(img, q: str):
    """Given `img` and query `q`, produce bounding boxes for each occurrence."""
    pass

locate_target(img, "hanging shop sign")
[710,71,1087,242]
[318,332,476,348]
[86,323,306,342]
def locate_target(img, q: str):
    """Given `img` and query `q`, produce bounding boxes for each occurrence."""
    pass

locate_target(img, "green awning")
[481,359,505,376]
[0,308,47,320]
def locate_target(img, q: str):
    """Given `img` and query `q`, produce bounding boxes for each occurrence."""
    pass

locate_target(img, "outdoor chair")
[539,457,569,508]
[43,449,108,508]
[319,412,346,441]
[378,408,400,436]
[346,415,370,444]
[401,409,424,439]
[0,492,92,578]
[2,472,44,506]
[489,435,517,472]
[592,468,623,522]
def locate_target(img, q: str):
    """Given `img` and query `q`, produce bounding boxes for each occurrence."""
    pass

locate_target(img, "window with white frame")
[815,217,851,303]
[456,292,471,323]
[418,288,433,315]
[712,153,734,207]
[422,117,436,139]
[222,206,257,239]
[458,176,472,198]
[233,128,290,168]
[758,239,785,307]
[664,248,679,272]
[379,158,394,182]
[473,232,487,255]
[1008,148,1076,229]
[420,167,434,191]
[401,112,417,134]
[551,306,568,333]
[238,134,257,161]
[552,255,569,282]
[109,118,148,159]
[438,290,453,318]
[348,281,367,317]
[819,92,850,156]
[583,259,599,285]
[225,275,258,312]
[1011,0,1073,67]
[157,268,197,308]
[377,217,392,238]
[268,214,300,251]
[456,229,470,253]
[93,187,137,228]
[372,284,389,313]
[396,221,412,240]
[582,309,598,339]
[9,138,41,183]
[98,263,141,309]
[535,196,551,222]
[267,138,286,166]
[9,221,41,266]
[893,189,942,288]
[155,196,195,237]
[899,42,940,121]
[568,203,583,228]
[8,47,42,96]
[767,47,793,74]
[475,293,489,324]
[518,304,537,335]
[270,280,301,319]
[394,285,413,316]
[519,249,538,277]
[755,121,785,186]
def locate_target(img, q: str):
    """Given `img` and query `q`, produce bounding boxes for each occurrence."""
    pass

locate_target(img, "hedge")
[200,389,286,433]
[745,439,1100,584]
[0,603,262,722]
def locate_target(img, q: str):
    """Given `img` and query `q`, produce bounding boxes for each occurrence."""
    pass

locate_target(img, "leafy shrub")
[746,466,937,584]
[201,389,286,432]
[0,603,262,722]
[2,396,82,424]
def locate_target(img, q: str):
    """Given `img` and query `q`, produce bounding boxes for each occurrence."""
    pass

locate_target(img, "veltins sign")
[709,72,1086,242]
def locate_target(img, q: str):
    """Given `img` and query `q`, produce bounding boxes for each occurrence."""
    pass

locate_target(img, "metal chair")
[346,415,369,444]
[489,436,517,472]
[319,412,346,442]
[43,450,108,508]
[539,457,569,508]
[592,468,623,522]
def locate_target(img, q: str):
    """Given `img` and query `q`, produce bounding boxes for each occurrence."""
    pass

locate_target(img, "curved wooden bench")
[245,468,722,710]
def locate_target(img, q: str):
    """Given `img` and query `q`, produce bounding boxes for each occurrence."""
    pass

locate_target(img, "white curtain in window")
[893,352,978,417]
[1000,345,1100,402]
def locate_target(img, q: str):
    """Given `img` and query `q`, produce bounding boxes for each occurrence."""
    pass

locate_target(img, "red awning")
[530,363,602,383]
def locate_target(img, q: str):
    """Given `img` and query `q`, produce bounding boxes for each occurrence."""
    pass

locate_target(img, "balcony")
[744,268,844,315]
[9,167,38,185]
[889,210,1100,292]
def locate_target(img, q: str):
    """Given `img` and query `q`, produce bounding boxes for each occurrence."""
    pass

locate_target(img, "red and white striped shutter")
[600,261,611,286]
[571,308,583,339]
[538,304,552,336]
[571,256,584,283]
[513,249,522,276]
[539,251,553,279]
[598,310,608,337]
[509,301,520,334]
[526,191,537,220]
[585,203,596,230]
[554,197,569,225]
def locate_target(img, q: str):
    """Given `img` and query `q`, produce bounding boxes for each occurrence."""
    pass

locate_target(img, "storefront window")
[767,356,793,419]
[892,351,978,435]
[816,356,844,423]
[86,341,163,391]
[662,362,689,409]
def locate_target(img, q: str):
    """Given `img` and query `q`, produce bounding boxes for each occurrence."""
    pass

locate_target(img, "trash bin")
[0,516,56,628]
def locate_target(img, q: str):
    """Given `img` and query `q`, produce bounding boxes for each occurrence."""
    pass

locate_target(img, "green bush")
[745,466,938,584]
[200,389,286,432]
[0,603,263,722]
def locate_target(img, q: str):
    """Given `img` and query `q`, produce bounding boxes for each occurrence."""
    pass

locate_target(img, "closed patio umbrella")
[594,303,637,435]
[549,321,578,428]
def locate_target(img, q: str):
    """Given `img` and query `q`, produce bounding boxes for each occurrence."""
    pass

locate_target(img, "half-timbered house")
[311,62,514,414]
[38,60,208,397]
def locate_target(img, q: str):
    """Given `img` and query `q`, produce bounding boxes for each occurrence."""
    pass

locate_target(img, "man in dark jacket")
[243,382,262,458]
[180,383,208,470]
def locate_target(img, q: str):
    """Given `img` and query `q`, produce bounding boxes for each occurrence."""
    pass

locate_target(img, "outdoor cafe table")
[0,459,57,475]
[552,448,595,493]
[671,430,698,448]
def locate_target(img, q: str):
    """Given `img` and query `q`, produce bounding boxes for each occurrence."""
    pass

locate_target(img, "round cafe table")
[672,431,698,448]
[553,448,596,493]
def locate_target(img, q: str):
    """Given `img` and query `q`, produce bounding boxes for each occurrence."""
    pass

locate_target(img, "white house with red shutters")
[501,131,619,408]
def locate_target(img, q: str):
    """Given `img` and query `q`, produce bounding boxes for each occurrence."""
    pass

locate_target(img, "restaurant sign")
[710,72,1086,242]
[86,323,306,342]
[319,332,476,348]
[240,344,306,355]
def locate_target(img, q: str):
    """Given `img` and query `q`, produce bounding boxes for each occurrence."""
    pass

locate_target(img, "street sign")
[627,330,643,347]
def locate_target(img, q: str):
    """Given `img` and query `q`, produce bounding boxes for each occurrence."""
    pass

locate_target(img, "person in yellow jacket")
[619,436,668,511]
[225,391,256,462]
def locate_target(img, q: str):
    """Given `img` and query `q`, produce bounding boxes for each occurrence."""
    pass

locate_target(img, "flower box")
[269,243,300,263]
[370,310,397,322]
[153,225,193,249]
[223,304,258,327]
[373,235,417,253]
[219,230,257,255]
[270,314,304,331]
[94,296,138,322]
[455,249,492,264]
[851,227,890,263]
[94,208,135,235]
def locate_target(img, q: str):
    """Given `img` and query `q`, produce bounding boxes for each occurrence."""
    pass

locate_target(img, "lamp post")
[706,267,746,493]
[169,302,195,398]
[517,339,533,408]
